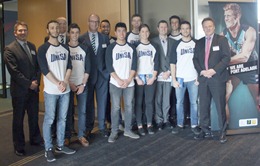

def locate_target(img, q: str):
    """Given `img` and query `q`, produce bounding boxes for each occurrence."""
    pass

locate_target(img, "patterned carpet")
[1,110,260,166]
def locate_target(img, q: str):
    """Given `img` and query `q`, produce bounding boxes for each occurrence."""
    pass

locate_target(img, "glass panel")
[0,2,7,98]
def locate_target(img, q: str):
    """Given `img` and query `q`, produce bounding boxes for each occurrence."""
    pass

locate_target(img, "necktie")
[23,42,33,64]
[91,33,97,54]
[204,37,211,70]
[60,35,64,44]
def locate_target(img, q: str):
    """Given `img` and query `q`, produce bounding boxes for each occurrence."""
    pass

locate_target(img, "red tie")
[204,37,211,70]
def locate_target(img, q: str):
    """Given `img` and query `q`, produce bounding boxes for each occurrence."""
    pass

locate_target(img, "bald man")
[79,14,110,138]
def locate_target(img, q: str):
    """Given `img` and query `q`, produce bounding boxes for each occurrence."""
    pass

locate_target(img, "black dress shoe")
[15,149,26,156]
[100,129,110,137]
[219,132,227,144]
[194,132,205,140]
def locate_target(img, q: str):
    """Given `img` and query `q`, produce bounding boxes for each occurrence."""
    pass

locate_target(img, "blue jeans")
[175,80,198,127]
[109,84,134,134]
[66,87,88,138]
[43,92,70,150]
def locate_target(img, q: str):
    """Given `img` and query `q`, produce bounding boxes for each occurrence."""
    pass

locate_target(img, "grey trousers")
[155,81,172,124]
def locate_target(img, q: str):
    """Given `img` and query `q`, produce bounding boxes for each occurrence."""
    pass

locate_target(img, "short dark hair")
[68,23,80,32]
[47,20,59,29]
[169,15,181,24]
[100,19,110,25]
[157,20,168,28]
[131,14,142,20]
[139,24,150,32]
[201,17,215,26]
[180,20,191,29]
[14,21,28,32]
[115,22,127,31]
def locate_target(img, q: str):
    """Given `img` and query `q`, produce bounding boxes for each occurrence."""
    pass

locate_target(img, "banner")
[208,1,260,133]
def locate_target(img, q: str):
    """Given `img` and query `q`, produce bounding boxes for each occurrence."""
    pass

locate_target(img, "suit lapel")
[96,33,101,56]
[14,41,34,66]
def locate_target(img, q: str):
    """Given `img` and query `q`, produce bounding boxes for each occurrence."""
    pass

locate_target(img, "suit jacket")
[79,32,110,84]
[193,34,231,84]
[152,36,176,74]
[4,40,41,97]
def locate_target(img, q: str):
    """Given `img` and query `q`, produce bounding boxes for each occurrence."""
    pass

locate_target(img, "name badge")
[31,50,36,55]
[213,46,219,51]
[102,44,107,48]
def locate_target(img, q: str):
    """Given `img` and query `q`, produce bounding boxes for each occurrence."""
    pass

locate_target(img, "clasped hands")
[117,78,132,88]
[200,69,216,78]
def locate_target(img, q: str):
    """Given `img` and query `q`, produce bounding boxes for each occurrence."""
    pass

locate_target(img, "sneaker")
[138,127,146,136]
[108,133,118,143]
[172,126,184,134]
[164,122,173,129]
[157,123,163,131]
[64,138,70,146]
[191,126,201,135]
[55,146,76,154]
[147,126,155,135]
[124,131,140,139]
[119,124,124,131]
[45,148,56,162]
[78,137,89,147]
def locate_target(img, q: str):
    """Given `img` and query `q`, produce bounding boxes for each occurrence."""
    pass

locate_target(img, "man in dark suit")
[193,17,231,143]
[79,14,110,137]
[4,21,43,156]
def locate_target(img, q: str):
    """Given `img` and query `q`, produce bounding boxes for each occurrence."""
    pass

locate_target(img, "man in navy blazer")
[79,14,110,137]
[193,17,231,143]
[4,21,43,156]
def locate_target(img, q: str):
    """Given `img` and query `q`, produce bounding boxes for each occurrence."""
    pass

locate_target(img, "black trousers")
[135,82,156,126]
[12,90,41,151]
[199,82,226,133]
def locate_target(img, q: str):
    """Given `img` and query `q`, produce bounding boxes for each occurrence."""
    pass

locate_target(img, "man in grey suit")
[79,14,110,137]
[4,21,43,156]
[152,20,176,130]
[193,17,231,143]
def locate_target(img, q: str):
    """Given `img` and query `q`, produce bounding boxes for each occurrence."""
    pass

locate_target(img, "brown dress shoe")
[64,138,70,146]
[78,137,89,147]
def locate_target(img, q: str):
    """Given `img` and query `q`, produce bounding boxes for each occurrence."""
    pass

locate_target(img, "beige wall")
[71,0,131,36]
[18,0,67,101]
[18,0,67,49]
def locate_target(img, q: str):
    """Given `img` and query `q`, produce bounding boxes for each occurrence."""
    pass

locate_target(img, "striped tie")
[60,35,64,44]
[91,33,96,54]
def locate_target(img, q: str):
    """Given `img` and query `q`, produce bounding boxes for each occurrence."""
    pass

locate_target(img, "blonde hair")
[223,3,241,18]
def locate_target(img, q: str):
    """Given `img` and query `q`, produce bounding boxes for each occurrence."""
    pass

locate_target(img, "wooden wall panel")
[18,0,67,102]
[71,0,130,36]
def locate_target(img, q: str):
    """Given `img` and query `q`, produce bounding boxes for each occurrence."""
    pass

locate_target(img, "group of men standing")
[4,2,258,163]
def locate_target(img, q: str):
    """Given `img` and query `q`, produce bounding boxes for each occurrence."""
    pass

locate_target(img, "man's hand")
[121,78,131,88]
[76,84,85,95]
[201,69,216,78]
[162,71,170,80]
[172,80,180,88]
[147,77,156,85]
[69,83,78,92]
[30,80,38,90]
[58,81,67,92]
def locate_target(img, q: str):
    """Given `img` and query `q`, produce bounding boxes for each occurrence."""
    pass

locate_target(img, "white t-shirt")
[173,39,198,82]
